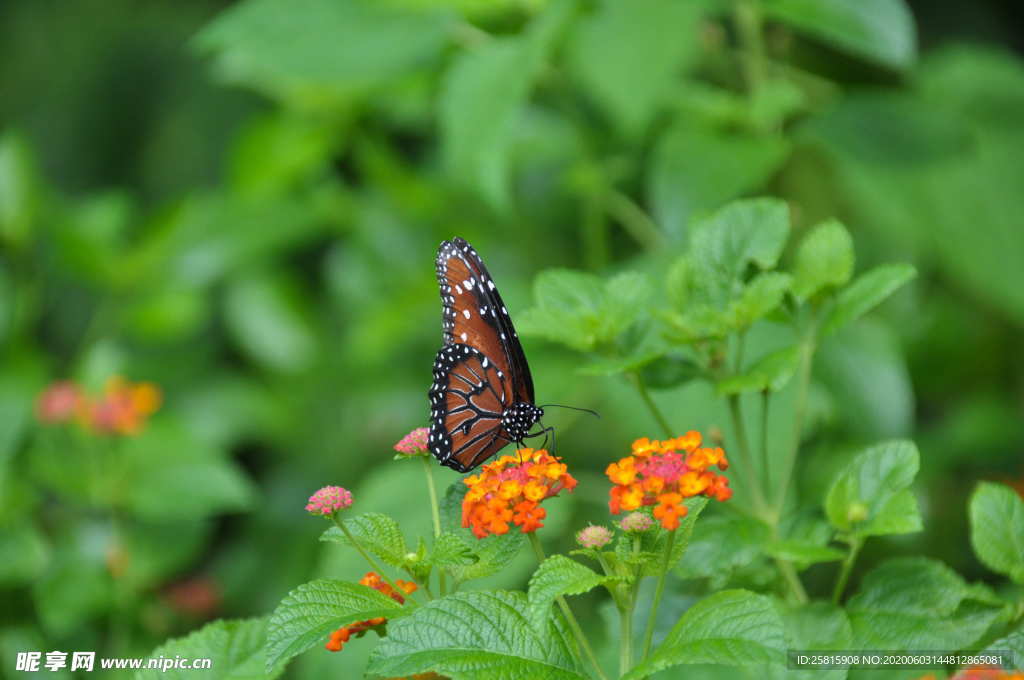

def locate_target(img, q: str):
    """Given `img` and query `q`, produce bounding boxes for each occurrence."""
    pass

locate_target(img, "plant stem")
[760,391,772,494]
[832,536,863,604]
[333,517,419,607]
[619,535,642,676]
[420,455,447,596]
[632,373,674,438]
[527,533,609,680]
[640,529,676,661]
[604,191,664,252]
[734,0,766,96]
[773,333,816,512]
[726,394,771,520]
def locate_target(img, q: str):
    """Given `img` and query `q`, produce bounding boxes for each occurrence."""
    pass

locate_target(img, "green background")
[1,0,1022,677]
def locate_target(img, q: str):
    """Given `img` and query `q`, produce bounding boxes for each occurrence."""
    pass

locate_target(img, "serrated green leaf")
[624,590,786,679]
[440,0,573,209]
[650,123,791,238]
[568,0,705,137]
[527,555,606,630]
[367,590,586,680]
[969,482,1024,583]
[265,579,404,672]
[821,263,916,336]
[676,515,771,580]
[981,625,1024,667]
[777,601,852,679]
[729,272,793,329]
[824,439,921,536]
[792,219,855,301]
[846,557,1004,650]
[519,268,651,351]
[196,0,453,102]
[320,512,408,568]
[643,497,708,577]
[762,0,916,71]
[136,617,278,680]
[430,532,478,569]
[688,198,791,309]
[717,345,801,395]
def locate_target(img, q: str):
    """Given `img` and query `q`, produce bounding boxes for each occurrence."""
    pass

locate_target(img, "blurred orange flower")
[607,432,731,530]
[461,449,576,539]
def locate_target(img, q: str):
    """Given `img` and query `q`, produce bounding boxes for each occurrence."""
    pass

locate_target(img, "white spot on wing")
[462,309,471,319]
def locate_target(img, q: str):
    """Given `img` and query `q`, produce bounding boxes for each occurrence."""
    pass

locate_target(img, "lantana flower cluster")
[607,432,732,530]
[325,572,417,652]
[393,427,429,457]
[305,486,354,517]
[36,376,161,435]
[462,449,577,538]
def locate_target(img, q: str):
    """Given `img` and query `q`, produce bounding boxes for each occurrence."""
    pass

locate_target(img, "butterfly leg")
[524,425,556,452]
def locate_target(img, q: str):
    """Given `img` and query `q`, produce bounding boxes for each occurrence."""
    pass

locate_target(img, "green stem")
[640,529,676,661]
[604,191,664,252]
[632,373,674,438]
[734,0,766,97]
[420,456,447,596]
[726,394,771,520]
[333,517,420,607]
[620,536,642,676]
[528,534,609,680]
[773,333,816,512]
[832,536,863,604]
[760,391,772,500]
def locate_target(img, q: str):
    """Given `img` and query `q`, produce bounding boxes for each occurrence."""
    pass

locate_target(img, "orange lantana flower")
[606,432,731,530]
[462,449,576,538]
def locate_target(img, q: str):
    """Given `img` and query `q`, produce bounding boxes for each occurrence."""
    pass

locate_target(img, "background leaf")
[824,439,921,536]
[969,482,1024,583]
[136,617,280,680]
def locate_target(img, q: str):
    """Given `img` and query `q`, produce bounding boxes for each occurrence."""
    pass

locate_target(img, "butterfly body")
[428,238,543,472]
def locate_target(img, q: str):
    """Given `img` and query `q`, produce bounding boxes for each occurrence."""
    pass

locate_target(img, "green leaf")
[440,0,573,209]
[676,515,771,581]
[265,579,405,672]
[717,346,801,395]
[527,555,605,630]
[766,541,844,568]
[762,0,916,71]
[729,272,793,329]
[429,532,478,569]
[824,439,921,536]
[224,272,318,373]
[969,482,1024,583]
[0,525,48,586]
[196,0,453,102]
[568,0,706,137]
[518,269,651,351]
[846,557,1004,650]
[320,512,409,568]
[650,122,790,238]
[777,601,852,678]
[367,590,586,680]
[136,617,279,680]
[981,625,1024,668]
[688,198,791,308]
[821,263,916,337]
[642,497,708,577]
[624,590,785,679]
[792,219,854,302]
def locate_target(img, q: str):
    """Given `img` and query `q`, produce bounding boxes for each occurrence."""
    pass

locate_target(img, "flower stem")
[420,455,447,596]
[726,394,771,520]
[620,535,642,675]
[333,517,419,607]
[527,533,609,680]
[640,528,676,661]
[832,536,863,604]
[773,332,816,512]
[632,373,674,438]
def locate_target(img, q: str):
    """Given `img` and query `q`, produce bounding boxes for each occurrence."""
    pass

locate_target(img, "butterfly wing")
[435,238,534,404]
[428,344,511,472]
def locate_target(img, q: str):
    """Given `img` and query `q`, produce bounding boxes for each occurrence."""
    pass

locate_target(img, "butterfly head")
[502,402,544,443]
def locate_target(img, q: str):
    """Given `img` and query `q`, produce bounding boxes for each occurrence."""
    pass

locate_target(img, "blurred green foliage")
[1,0,1023,677]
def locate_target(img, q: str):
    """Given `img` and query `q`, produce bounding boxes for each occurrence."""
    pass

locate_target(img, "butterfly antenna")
[538,403,601,419]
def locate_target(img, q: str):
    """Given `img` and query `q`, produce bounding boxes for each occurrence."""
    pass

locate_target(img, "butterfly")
[427,238,546,472]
